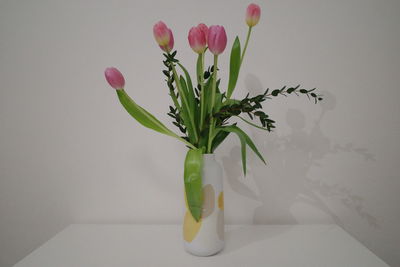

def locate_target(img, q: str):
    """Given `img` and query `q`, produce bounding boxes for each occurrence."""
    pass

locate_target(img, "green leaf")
[178,77,196,143]
[181,109,196,144]
[236,115,270,132]
[117,90,174,136]
[271,89,280,96]
[219,126,247,175]
[287,87,295,94]
[178,63,197,125]
[211,130,230,152]
[184,148,203,222]
[227,37,241,99]
[179,75,189,97]
[240,132,266,165]
[116,90,195,149]
[215,92,223,113]
[219,125,266,175]
[177,63,196,104]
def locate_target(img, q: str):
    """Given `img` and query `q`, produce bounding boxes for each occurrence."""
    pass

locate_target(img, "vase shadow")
[220,74,379,253]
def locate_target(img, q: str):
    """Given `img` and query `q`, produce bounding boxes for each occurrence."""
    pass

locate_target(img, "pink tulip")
[160,29,174,52]
[207,25,227,55]
[246,3,261,27]
[197,23,209,42]
[153,21,170,47]
[188,26,207,53]
[104,67,125,90]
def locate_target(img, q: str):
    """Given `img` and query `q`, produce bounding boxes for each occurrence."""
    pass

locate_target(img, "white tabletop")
[15,224,388,267]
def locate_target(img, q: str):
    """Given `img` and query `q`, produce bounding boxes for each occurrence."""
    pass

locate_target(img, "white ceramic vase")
[183,154,224,256]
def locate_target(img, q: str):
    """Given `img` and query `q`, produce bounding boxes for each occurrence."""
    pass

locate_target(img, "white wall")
[1,0,399,266]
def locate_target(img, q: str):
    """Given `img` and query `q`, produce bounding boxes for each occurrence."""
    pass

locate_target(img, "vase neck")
[203,153,216,161]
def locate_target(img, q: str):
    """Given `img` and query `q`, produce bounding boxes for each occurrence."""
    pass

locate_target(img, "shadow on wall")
[222,74,378,229]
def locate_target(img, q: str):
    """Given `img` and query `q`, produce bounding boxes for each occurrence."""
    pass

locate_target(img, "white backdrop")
[1,0,400,266]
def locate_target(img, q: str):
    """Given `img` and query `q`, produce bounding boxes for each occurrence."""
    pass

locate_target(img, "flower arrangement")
[104,3,322,222]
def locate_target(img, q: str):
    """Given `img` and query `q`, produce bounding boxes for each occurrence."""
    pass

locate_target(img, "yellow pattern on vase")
[183,210,202,242]
[218,191,224,210]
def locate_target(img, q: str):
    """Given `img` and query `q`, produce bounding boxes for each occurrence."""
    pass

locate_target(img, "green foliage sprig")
[215,85,323,132]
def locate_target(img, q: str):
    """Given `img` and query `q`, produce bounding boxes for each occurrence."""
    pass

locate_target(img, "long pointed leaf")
[179,77,196,143]
[211,130,230,152]
[179,74,196,120]
[184,148,203,221]
[116,90,195,148]
[220,125,266,175]
[227,37,241,99]
[227,125,266,164]
[240,128,266,165]
[236,115,270,131]
[180,107,196,144]
[179,75,189,98]
[177,64,199,130]
[177,63,196,104]
[218,126,247,175]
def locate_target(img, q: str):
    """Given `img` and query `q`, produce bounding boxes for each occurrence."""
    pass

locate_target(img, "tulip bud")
[160,29,174,52]
[207,25,227,55]
[197,23,209,42]
[188,26,207,53]
[153,21,170,47]
[246,3,261,27]
[104,67,125,90]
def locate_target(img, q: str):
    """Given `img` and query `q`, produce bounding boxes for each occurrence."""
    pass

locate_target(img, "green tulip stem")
[207,55,218,153]
[199,52,205,131]
[240,26,253,67]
